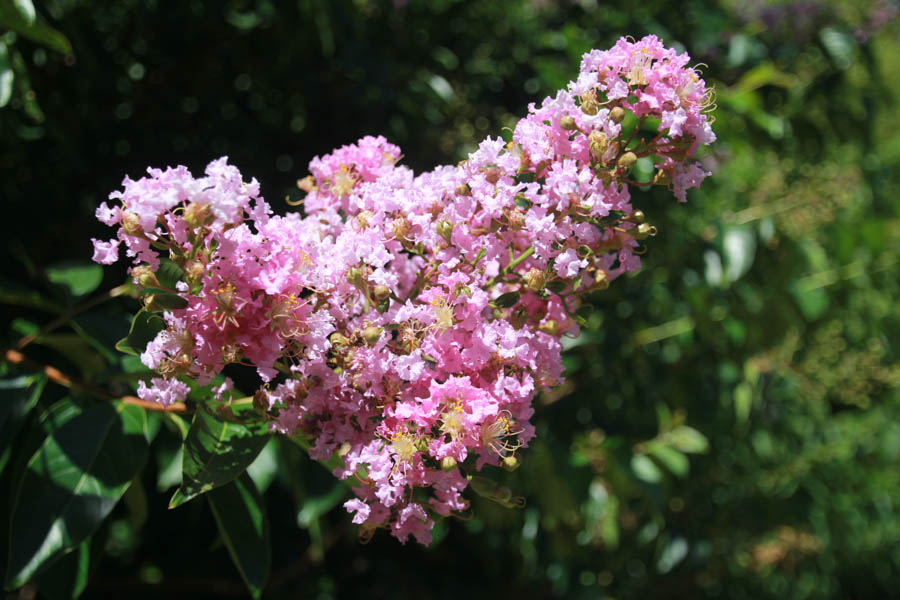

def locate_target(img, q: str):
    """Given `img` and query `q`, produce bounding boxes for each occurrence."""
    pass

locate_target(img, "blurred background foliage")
[2,0,899,598]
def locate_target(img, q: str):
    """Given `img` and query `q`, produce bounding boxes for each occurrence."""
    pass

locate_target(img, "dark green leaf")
[5,403,149,588]
[492,291,520,308]
[207,474,270,599]
[33,537,90,600]
[545,280,567,293]
[170,404,270,508]
[155,258,185,290]
[146,293,189,311]
[0,374,45,475]
[115,310,165,356]
[45,262,103,298]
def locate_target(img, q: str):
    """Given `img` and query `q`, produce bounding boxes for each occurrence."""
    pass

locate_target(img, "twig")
[3,349,187,413]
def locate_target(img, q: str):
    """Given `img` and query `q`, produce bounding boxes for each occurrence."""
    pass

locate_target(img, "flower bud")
[356,210,373,229]
[436,220,454,244]
[346,266,365,287]
[391,217,411,239]
[522,267,547,292]
[329,332,350,348]
[132,265,159,288]
[538,319,559,336]
[505,209,526,231]
[560,115,578,131]
[625,209,645,224]
[502,455,519,471]
[441,456,458,472]
[589,131,608,162]
[633,222,656,240]
[372,284,391,301]
[184,259,205,287]
[483,167,501,185]
[363,326,382,345]
[296,175,315,193]
[121,211,142,236]
[591,271,610,291]
[455,184,471,197]
[609,106,626,124]
[580,90,599,115]
[617,151,638,172]
[184,202,212,229]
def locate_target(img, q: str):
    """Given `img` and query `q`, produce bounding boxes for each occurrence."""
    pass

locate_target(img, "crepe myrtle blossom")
[92,36,714,545]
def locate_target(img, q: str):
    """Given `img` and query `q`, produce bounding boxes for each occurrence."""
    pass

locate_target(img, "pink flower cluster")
[92,36,714,544]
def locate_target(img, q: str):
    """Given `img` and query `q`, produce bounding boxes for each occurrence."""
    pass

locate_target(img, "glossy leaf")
[0,2,73,55]
[10,0,34,24]
[0,374,45,475]
[170,403,270,508]
[5,403,150,588]
[114,310,165,357]
[0,41,12,108]
[207,474,270,599]
[33,537,90,600]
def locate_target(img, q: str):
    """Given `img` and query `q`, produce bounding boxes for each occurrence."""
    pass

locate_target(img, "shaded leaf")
[5,403,149,588]
[170,404,270,508]
[0,374,45,476]
[207,474,270,599]
[33,537,90,600]
[115,310,164,357]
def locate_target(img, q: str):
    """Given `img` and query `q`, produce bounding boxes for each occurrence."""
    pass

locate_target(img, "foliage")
[2,1,899,599]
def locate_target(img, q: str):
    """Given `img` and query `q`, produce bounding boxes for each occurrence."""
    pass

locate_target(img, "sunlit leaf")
[33,537,90,600]
[0,41,13,107]
[170,403,270,508]
[5,403,149,588]
[45,262,104,298]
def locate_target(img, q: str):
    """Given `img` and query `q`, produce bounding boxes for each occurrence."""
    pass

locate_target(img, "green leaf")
[666,425,709,454]
[146,293,189,311]
[207,474,270,599]
[115,310,165,356]
[45,262,103,298]
[0,41,13,108]
[170,404,270,508]
[630,454,663,484]
[0,374,45,476]
[10,0,34,25]
[491,291,520,308]
[32,334,105,380]
[647,443,689,478]
[0,2,73,55]
[5,403,150,588]
[246,439,279,494]
[33,537,90,600]
[155,258,185,290]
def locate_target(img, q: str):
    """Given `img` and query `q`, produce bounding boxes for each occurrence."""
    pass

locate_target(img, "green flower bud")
[441,456,458,472]
[436,220,454,244]
[363,326,382,345]
[609,106,626,124]
[589,131,609,162]
[184,202,212,229]
[560,115,578,131]
[121,211,142,236]
[617,151,638,172]
[132,265,159,288]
